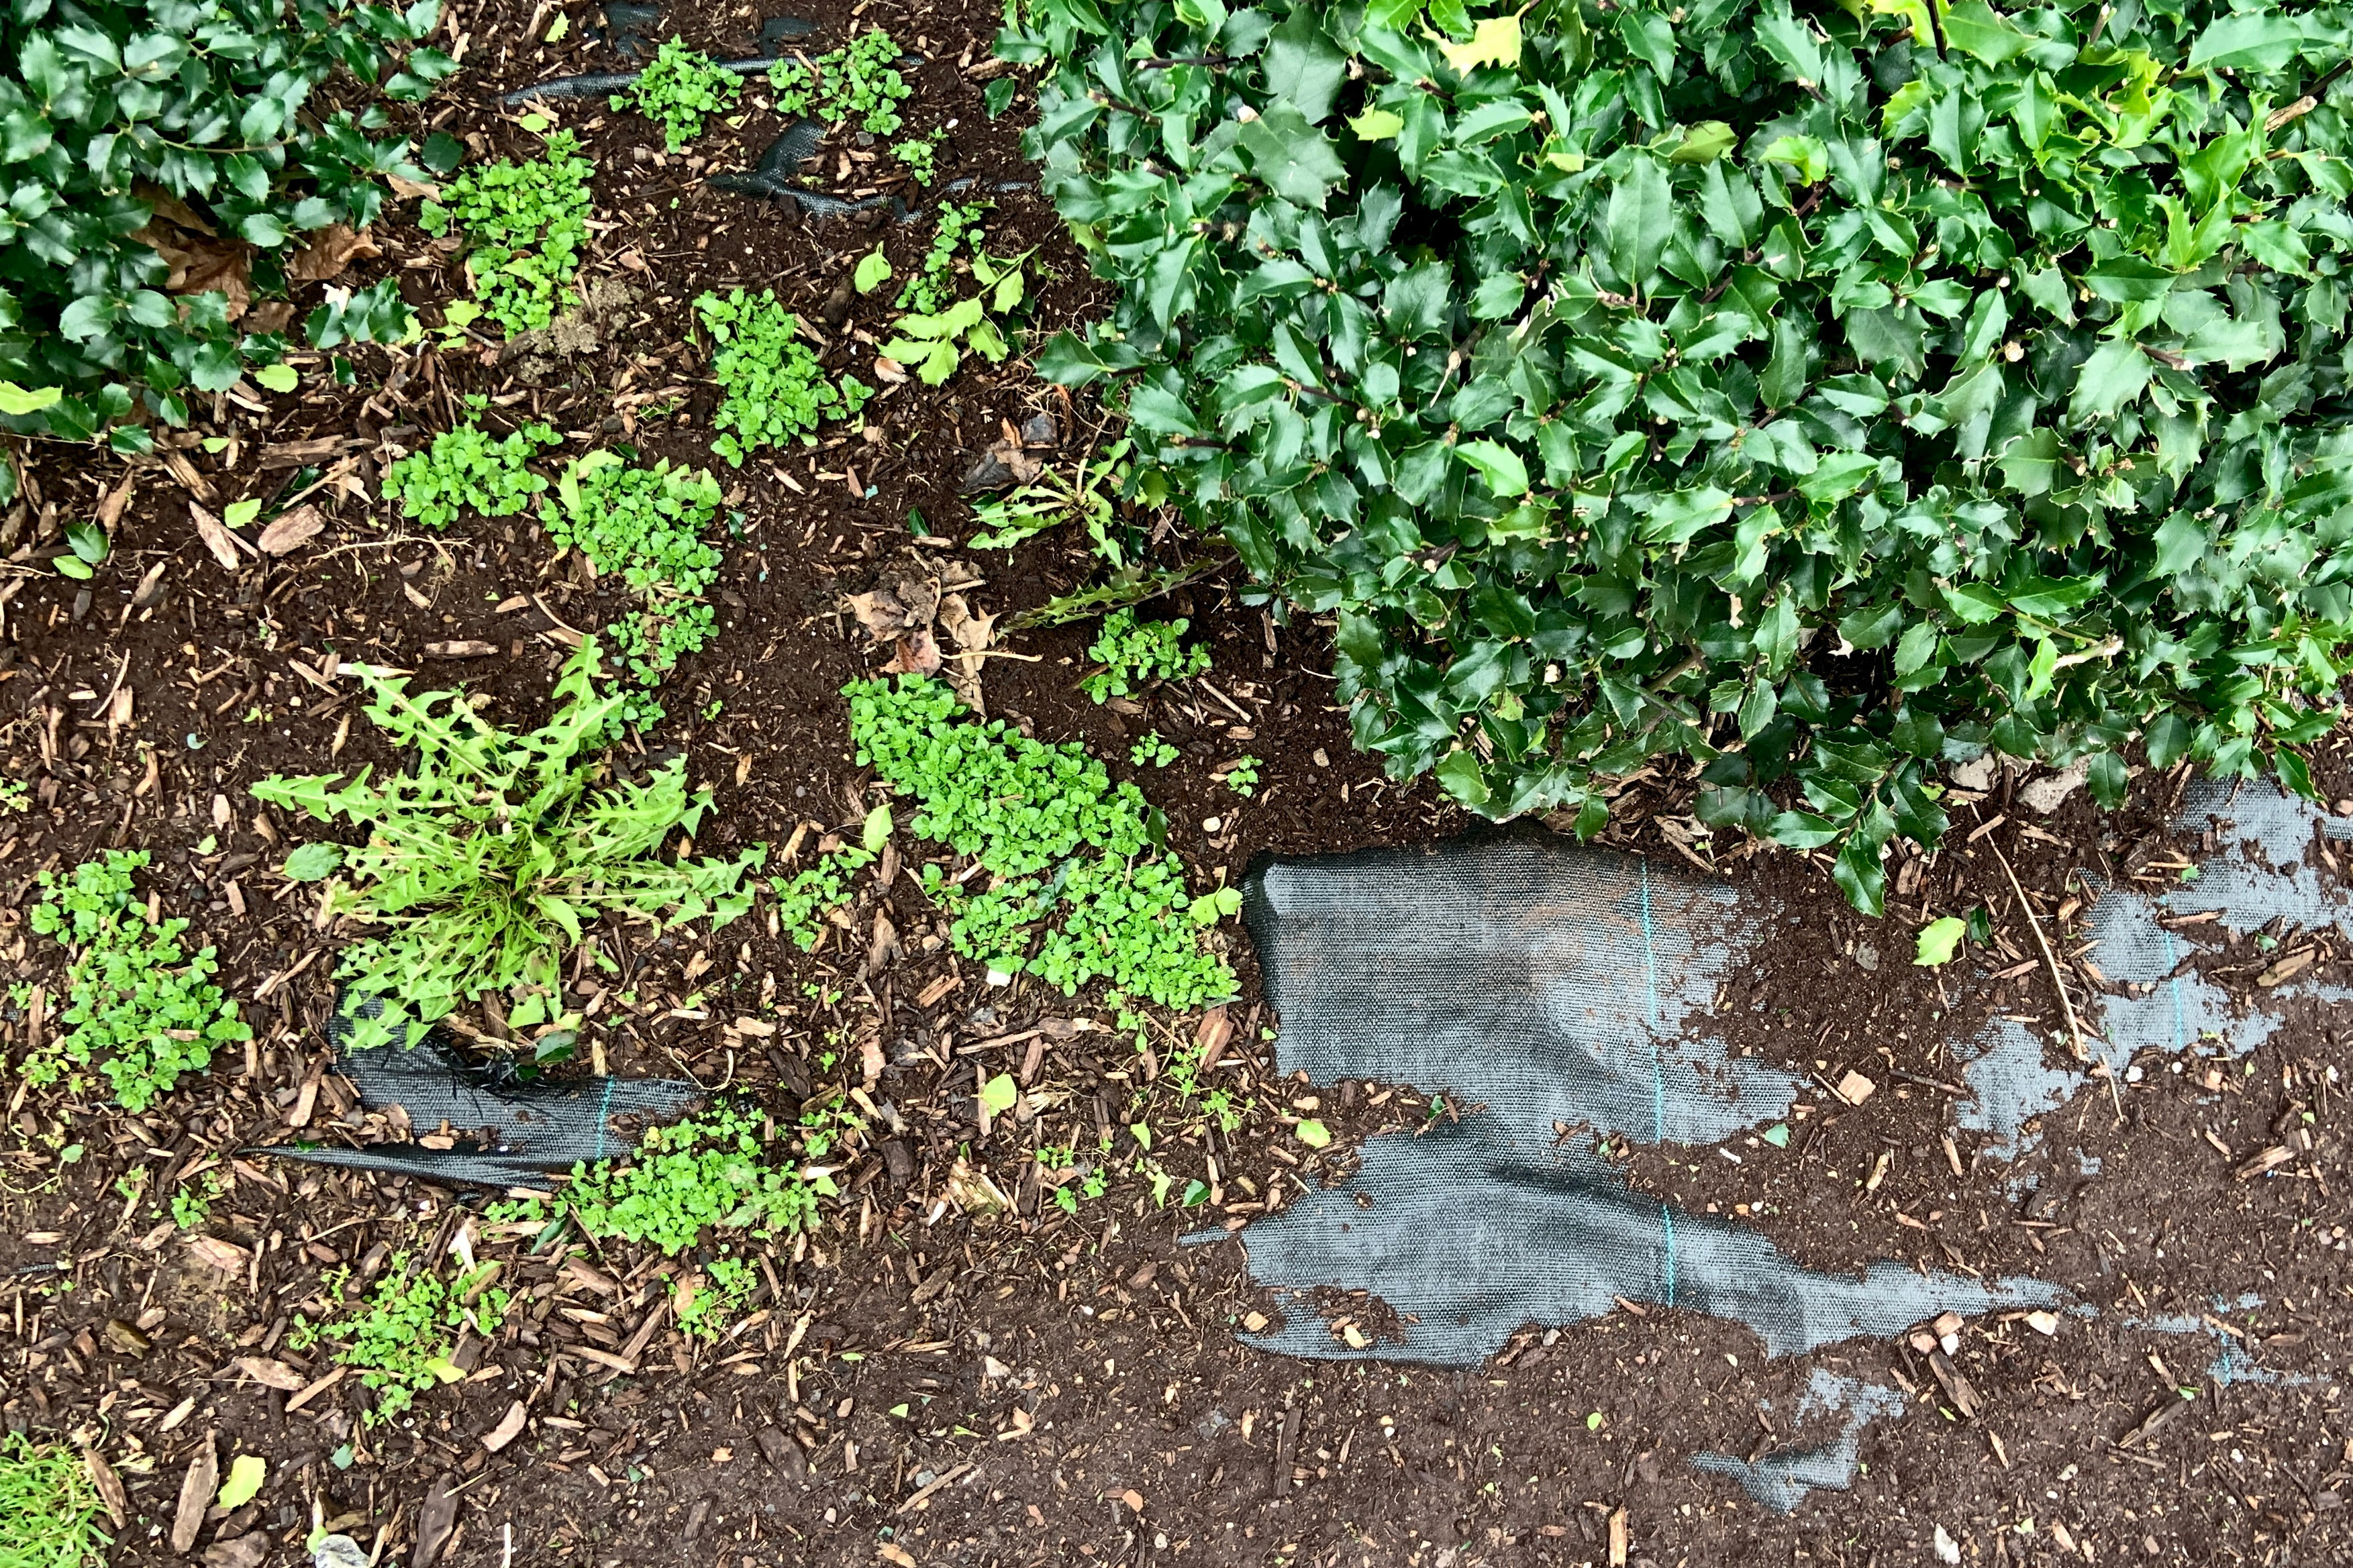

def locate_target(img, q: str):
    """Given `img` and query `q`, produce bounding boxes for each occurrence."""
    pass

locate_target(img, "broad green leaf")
[2068,339,2152,423]
[1913,916,1965,966]
[1238,102,1348,210]
[853,249,892,293]
[1294,1118,1332,1148]
[1454,439,1528,495]
[217,1455,266,1510]
[1436,15,1521,74]
[862,802,893,851]
[1938,0,2036,63]
[1668,120,1734,164]
[0,382,62,417]
[2189,11,2305,71]
[1605,152,1672,286]
[1350,107,1405,140]
[252,364,299,393]
[979,1074,1017,1115]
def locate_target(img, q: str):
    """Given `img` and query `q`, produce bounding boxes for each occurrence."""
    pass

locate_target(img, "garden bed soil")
[3,1,2351,1566]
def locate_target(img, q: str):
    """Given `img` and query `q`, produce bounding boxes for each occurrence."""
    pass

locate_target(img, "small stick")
[1991,842,2123,1118]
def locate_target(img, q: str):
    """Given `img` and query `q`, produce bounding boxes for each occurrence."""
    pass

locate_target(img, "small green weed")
[767,28,910,135]
[968,439,1136,566]
[497,1100,854,1335]
[21,851,250,1113]
[850,675,1234,1009]
[1130,732,1176,768]
[617,38,741,152]
[289,1253,511,1426]
[0,779,28,813]
[541,451,724,689]
[382,414,561,530]
[771,846,875,951]
[694,289,873,466]
[170,1169,228,1231]
[1081,609,1207,703]
[0,1431,107,1568]
[253,638,766,1051]
[1221,755,1261,798]
[893,203,985,317]
[420,132,595,335]
[878,246,1030,386]
[891,129,942,185]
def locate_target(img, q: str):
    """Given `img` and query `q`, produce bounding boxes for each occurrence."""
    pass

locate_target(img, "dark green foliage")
[419,131,595,335]
[1009,0,2353,912]
[0,0,452,451]
[21,849,250,1112]
[1081,607,1209,702]
[848,674,1235,1008]
[694,287,872,464]
[252,638,767,1050]
[617,36,740,152]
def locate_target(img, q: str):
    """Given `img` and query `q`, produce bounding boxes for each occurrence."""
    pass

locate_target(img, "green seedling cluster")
[767,27,910,135]
[892,130,942,185]
[289,1252,511,1426]
[848,675,1235,1009]
[694,289,873,466]
[420,131,595,335]
[542,452,725,690]
[1082,609,1208,703]
[252,637,766,1051]
[1130,732,1177,768]
[617,38,741,152]
[0,1430,108,1568]
[771,845,875,951]
[1221,755,1262,798]
[1031,1144,1108,1214]
[381,415,561,530]
[21,851,250,1113]
[894,203,985,317]
[498,1101,855,1335]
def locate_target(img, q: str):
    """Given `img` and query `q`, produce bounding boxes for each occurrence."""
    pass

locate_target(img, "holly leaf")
[1238,102,1348,211]
[1913,916,1965,966]
[1436,14,1521,74]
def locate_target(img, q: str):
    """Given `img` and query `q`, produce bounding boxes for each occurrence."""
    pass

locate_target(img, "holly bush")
[0,0,454,456]
[1007,0,2353,911]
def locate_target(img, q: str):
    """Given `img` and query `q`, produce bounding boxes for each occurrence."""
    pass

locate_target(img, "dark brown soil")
[4,3,2351,1567]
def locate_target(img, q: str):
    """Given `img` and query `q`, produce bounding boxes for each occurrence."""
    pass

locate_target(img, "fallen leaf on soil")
[879,626,941,676]
[481,1400,528,1453]
[203,1535,268,1568]
[422,640,500,659]
[387,174,440,201]
[256,503,324,556]
[232,1356,306,1392]
[411,1475,460,1568]
[935,592,995,714]
[845,566,942,645]
[132,195,252,321]
[170,1433,217,1553]
[215,1453,265,1509]
[81,1447,128,1526]
[103,1318,150,1357]
[754,1426,807,1481]
[287,224,379,284]
[187,505,245,573]
[185,1234,248,1273]
[959,421,1043,494]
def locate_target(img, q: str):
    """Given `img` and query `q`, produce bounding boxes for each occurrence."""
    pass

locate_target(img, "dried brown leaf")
[286,224,380,284]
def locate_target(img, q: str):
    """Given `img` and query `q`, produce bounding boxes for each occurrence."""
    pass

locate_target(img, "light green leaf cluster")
[540,452,725,688]
[21,850,250,1112]
[420,131,596,335]
[617,38,742,151]
[767,27,911,135]
[849,674,1236,1008]
[251,638,767,1051]
[288,1252,509,1426]
[1082,608,1209,702]
[694,287,873,465]
[381,415,562,529]
[770,845,874,950]
[1009,0,2353,913]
